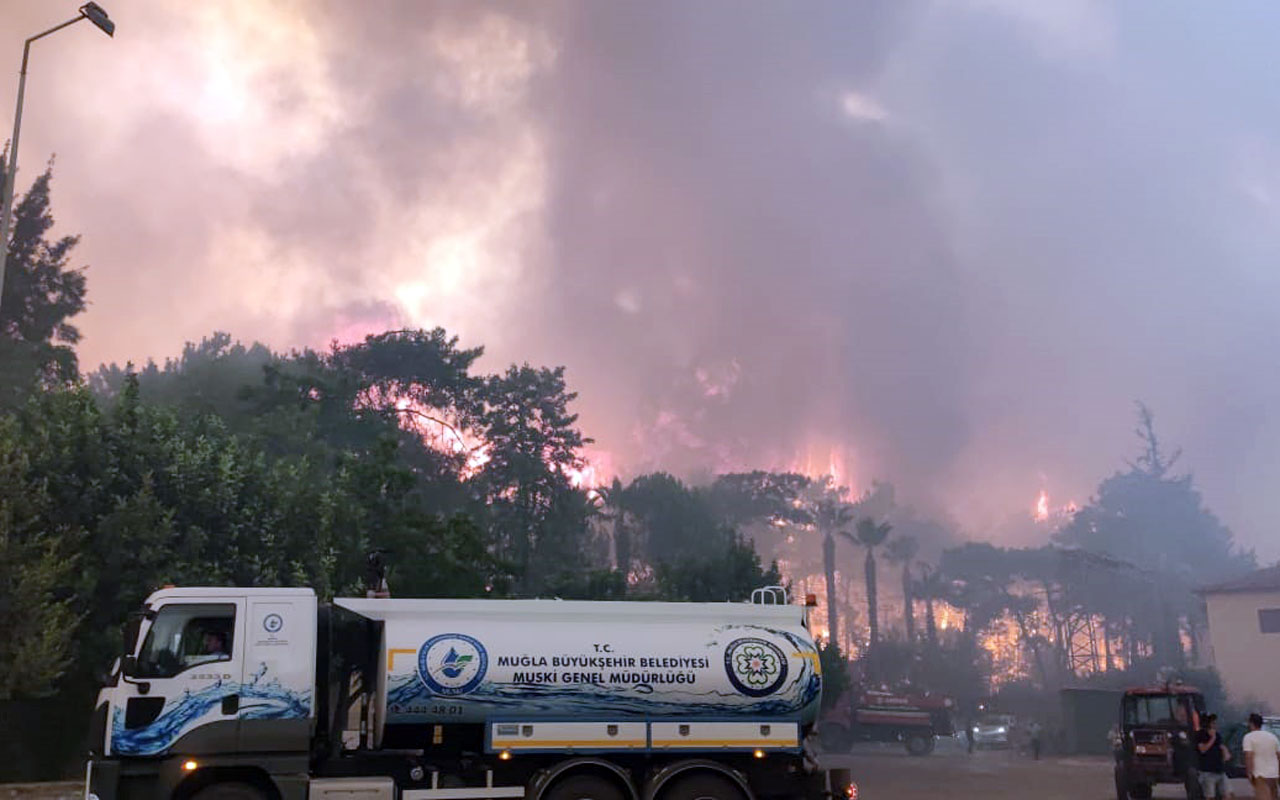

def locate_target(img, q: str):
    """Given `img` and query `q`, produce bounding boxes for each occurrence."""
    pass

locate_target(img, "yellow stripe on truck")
[387,648,416,670]
[495,740,647,748]
[792,651,822,675]
[651,739,797,748]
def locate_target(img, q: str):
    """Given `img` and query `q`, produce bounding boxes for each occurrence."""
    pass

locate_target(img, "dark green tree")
[653,533,783,602]
[626,472,725,564]
[478,364,591,592]
[0,416,80,699]
[703,470,812,528]
[1055,403,1254,666]
[0,162,86,410]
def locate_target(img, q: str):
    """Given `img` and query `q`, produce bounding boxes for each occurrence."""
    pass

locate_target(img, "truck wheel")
[659,774,746,800]
[545,775,626,800]
[1111,762,1141,798]
[904,733,935,756]
[818,723,852,753]
[191,783,267,800]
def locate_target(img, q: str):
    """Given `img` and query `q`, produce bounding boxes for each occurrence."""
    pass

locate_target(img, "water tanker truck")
[85,586,853,800]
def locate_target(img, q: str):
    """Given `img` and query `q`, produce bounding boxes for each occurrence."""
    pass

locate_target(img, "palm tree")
[843,517,893,651]
[812,488,855,648]
[885,535,920,643]
[916,561,946,649]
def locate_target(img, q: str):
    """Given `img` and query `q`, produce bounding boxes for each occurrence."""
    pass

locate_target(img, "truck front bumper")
[85,759,121,800]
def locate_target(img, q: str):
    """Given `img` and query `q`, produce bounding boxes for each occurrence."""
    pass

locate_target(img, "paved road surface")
[2,743,1258,800]
[822,738,1254,800]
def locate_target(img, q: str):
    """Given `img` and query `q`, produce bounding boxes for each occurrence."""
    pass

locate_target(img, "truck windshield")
[135,603,236,678]
[1124,695,1192,727]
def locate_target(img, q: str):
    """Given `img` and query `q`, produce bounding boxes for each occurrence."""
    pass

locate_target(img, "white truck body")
[335,597,820,735]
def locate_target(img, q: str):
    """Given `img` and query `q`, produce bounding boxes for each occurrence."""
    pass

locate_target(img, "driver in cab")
[186,629,230,666]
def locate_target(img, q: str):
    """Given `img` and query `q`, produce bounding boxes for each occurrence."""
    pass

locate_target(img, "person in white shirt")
[1244,713,1280,800]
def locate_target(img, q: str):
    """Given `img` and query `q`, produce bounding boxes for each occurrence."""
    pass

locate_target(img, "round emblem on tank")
[724,637,788,697]
[418,633,488,696]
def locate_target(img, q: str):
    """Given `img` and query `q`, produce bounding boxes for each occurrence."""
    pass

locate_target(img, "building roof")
[1124,685,1202,696]
[1199,565,1280,595]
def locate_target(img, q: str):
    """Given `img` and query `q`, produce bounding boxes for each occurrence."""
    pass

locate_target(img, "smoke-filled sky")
[4,1,1280,559]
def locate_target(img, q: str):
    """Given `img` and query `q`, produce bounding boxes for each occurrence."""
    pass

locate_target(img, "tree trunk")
[1012,606,1050,688]
[902,562,916,643]
[1041,579,1067,669]
[865,547,879,650]
[823,531,839,647]
[613,513,630,577]
[1103,617,1114,672]
[925,593,938,648]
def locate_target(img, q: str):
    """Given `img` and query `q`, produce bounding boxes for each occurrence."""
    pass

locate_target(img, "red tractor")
[820,686,956,756]
[1113,684,1206,800]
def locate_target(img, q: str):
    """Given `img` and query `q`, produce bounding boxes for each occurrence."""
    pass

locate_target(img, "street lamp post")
[0,2,114,309]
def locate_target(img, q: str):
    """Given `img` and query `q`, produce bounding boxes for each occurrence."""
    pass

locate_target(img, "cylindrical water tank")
[335,597,822,730]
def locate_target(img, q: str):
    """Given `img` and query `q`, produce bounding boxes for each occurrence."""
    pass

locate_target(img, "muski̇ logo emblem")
[724,637,788,697]
[439,647,473,679]
[418,634,488,696]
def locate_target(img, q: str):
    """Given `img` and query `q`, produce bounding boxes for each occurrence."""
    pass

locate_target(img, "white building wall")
[1204,589,1280,713]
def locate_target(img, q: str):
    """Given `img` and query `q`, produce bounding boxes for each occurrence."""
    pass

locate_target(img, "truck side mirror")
[123,613,143,654]
[119,656,151,693]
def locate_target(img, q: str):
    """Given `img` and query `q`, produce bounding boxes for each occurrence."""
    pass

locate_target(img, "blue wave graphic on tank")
[111,665,311,756]
[389,624,819,721]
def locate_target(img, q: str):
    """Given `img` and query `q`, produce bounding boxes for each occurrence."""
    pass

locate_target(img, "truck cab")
[88,588,317,800]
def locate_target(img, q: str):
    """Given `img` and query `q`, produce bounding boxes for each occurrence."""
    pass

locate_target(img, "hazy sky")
[3,1,1278,559]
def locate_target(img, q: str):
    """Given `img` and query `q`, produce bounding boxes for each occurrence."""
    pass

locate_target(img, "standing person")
[965,718,976,755]
[1244,713,1280,800]
[1196,714,1233,800]
[1029,720,1043,760]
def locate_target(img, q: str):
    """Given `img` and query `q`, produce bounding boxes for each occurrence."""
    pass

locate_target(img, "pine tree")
[0,159,87,410]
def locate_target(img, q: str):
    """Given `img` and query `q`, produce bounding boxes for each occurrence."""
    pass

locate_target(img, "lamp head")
[80,3,115,37]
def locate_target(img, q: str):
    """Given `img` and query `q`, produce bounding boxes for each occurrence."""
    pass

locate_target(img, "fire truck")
[818,687,955,756]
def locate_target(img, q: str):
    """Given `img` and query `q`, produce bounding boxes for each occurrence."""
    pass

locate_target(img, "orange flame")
[563,448,618,491]
[1034,490,1050,522]
[789,442,856,491]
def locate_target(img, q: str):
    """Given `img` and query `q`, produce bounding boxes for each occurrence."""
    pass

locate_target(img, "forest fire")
[1033,489,1081,525]
[564,448,618,490]
[790,442,856,488]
